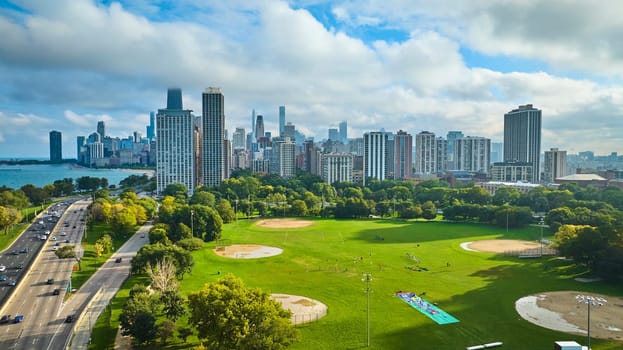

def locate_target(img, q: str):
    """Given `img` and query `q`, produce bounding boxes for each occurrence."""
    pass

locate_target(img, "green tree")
[290,200,308,216]
[187,274,298,350]
[149,227,171,245]
[158,319,177,346]
[178,327,194,343]
[162,183,189,199]
[0,206,22,234]
[54,245,76,259]
[160,290,186,321]
[176,238,205,251]
[119,291,158,345]
[421,201,437,220]
[132,243,194,279]
[190,191,216,207]
[491,186,521,206]
[216,199,236,223]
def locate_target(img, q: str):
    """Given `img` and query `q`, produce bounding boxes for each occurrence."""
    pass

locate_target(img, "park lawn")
[0,223,27,252]
[178,219,622,350]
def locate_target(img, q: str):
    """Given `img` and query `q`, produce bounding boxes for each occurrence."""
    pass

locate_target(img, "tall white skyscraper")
[270,137,296,177]
[415,131,442,174]
[543,148,567,183]
[156,88,196,195]
[504,104,542,182]
[363,131,389,185]
[202,87,225,188]
[455,136,491,173]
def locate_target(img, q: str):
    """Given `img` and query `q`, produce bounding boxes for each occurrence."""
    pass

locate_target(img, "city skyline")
[1,1,623,158]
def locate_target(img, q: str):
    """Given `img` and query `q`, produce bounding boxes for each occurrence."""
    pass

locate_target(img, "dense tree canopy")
[187,275,298,350]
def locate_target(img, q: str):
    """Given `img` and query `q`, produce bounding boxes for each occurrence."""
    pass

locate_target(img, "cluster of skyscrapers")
[49,88,576,193]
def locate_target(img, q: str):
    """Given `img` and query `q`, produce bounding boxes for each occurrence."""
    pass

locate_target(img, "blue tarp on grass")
[396,292,460,325]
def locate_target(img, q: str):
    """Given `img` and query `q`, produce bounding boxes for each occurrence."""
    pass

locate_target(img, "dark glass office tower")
[503,104,542,182]
[49,130,62,162]
[202,87,225,187]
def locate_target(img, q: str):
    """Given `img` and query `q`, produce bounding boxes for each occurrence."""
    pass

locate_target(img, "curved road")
[0,199,150,350]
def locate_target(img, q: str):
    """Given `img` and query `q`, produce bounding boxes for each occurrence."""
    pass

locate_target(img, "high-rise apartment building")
[446,131,464,170]
[339,121,348,144]
[543,148,567,183]
[321,153,353,184]
[394,130,413,180]
[233,128,246,150]
[49,130,62,162]
[270,137,296,177]
[415,131,438,174]
[97,121,106,139]
[504,104,542,182]
[455,136,490,173]
[363,131,389,185]
[279,106,286,136]
[156,88,196,195]
[202,87,225,188]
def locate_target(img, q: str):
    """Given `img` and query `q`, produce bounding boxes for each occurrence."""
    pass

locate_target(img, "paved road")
[0,199,90,350]
[0,200,80,306]
[0,199,151,350]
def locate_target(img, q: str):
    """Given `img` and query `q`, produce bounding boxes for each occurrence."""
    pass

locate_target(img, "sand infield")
[213,244,283,259]
[461,239,541,253]
[516,291,623,341]
[255,218,314,229]
[271,294,328,325]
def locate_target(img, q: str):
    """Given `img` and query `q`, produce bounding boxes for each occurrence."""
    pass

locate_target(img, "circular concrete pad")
[271,294,328,325]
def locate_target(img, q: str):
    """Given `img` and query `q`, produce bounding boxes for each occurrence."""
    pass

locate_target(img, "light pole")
[190,209,195,238]
[539,217,544,256]
[362,273,372,347]
[576,294,607,350]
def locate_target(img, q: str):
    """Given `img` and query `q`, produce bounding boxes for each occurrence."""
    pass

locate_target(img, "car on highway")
[19,247,28,253]
[52,246,58,251]
[8,279,16,286]
[65,315,74,323]
[115,257,123,263]
[51,236,57,241]
[0,274,7,281]
[13,315,23,323]
[11,250,19,255]
[0,265,5,272]
[53,288,61,295]
[60,232,67,236]
[47,278,54,285]
[15,264,23,270]
[0,315,10,324]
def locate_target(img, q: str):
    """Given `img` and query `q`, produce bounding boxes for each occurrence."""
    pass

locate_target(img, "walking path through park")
[67,222,151,349]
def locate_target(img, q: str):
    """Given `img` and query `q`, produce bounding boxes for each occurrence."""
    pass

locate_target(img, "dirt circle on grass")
[255,218,314,229]
[270,294,328,325]
[516,291,623,341]
[461,239,541,253]
[212,244,283,259]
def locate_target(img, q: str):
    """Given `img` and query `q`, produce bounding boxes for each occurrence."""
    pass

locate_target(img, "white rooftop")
[556,174,606,181]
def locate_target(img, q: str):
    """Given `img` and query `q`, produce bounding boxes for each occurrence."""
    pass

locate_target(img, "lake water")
[0,164,154,189]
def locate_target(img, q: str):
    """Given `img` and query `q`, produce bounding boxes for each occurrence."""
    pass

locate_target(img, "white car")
[0,265,5,272]
[60,232,67,236]
[51,236,57,241]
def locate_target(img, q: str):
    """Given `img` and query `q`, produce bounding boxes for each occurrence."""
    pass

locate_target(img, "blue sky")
[1,0,622,158]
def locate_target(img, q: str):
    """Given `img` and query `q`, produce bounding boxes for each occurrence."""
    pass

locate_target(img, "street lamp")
[539,217,544,256]
[190,209,195,238]
[576,294,607,350]
[362,273,372,347]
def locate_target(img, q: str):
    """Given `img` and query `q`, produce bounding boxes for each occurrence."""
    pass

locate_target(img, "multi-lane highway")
[0,199,90,349]
[0,198,151,350]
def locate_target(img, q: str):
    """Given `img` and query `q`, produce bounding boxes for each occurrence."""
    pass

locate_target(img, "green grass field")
[93,218,623,349]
